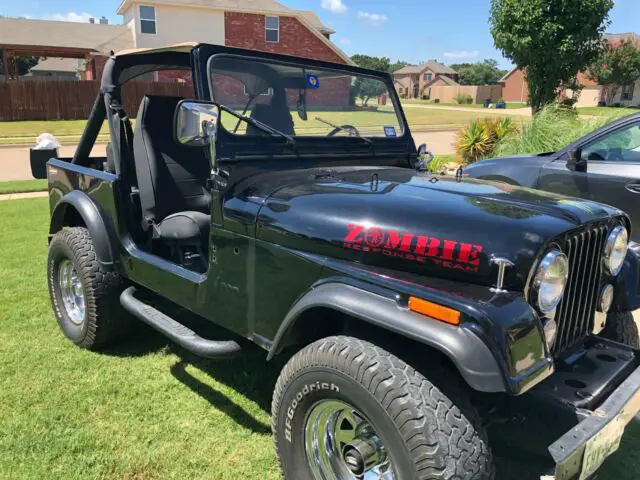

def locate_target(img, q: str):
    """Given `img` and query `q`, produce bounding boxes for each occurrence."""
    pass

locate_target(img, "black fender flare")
[50,190,118,269]
[267,283,507,393]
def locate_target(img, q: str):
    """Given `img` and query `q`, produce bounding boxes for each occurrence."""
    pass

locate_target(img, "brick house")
[116,0,351,66]
[0,0,351,83]
[393,61,458,99]
[500,32,640,106]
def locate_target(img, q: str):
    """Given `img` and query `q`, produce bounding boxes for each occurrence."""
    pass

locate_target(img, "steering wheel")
[327,125,360,137]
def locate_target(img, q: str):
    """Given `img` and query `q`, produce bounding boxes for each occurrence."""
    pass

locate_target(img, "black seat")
[133,95,211,244]
[247,95,295,136]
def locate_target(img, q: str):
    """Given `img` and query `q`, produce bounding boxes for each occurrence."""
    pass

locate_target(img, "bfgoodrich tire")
[48,227,128,350]
[272,336,494,480]
[601,311,640,348]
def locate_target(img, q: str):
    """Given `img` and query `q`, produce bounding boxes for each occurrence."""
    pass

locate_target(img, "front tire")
[272,336,493,480]
[48,227,128,349]
[601,311,639,348]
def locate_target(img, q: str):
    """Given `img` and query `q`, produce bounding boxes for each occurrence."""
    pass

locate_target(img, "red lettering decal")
[457,243,473,264]
[441,240,457,261]
[384,231,414,252]
[462,244,483,266]
[414,235,429,255]
[344,224,365,243]
[364,227,386,248]
[424,237,441,257]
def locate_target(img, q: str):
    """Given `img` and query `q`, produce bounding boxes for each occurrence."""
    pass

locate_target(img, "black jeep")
[34,43,640,479]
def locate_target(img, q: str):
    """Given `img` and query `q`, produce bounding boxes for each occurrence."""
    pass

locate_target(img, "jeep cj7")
[32,43,640,479]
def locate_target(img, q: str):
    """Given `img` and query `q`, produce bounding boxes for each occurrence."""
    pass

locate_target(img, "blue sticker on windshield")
[306,74,320,89]
[384,126,397,137]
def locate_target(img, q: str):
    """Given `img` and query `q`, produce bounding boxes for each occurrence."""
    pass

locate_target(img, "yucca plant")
[455,120,493,163]
[491,117,518,142]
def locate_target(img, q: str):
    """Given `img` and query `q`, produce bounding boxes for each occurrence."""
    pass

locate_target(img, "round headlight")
[533,250,569,314]
[600,284,614,313]
[604,225,628,276]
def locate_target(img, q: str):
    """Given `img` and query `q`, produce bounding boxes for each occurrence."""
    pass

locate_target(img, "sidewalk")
[0,144,106,181]
[403,103,532,117]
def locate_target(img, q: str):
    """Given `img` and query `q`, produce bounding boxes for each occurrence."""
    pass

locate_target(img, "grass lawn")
[1,197,640,479]
[0,107,518,145]
[0,179,48,194]
[403,99,528,109]
[578,106,639,117]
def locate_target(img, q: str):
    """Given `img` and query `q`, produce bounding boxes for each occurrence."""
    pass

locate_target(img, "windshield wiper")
[219,104,295,145]
[315,117,372,144]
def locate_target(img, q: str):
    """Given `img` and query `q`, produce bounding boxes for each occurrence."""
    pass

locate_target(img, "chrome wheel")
[58,259,85,325]
[304,399,394,479]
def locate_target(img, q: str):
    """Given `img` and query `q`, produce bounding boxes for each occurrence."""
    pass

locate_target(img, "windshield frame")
[204,52,409,142]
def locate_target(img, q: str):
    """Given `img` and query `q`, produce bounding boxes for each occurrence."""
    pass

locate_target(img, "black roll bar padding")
[73,92,106,164]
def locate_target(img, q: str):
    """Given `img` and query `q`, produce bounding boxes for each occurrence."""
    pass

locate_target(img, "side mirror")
[175,100,220,168]
[567,149,586,172]
[416,143,434,171]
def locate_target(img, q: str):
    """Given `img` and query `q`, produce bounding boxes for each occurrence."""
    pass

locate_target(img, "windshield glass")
[209,56,404,139]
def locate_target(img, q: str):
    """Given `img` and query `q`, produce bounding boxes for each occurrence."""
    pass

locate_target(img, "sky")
[0,0,639,68]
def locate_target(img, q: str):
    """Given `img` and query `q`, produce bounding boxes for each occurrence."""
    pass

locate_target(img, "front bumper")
[545,364,640,480]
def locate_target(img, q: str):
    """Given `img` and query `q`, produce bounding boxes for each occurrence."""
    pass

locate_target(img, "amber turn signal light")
[408,297,461,325]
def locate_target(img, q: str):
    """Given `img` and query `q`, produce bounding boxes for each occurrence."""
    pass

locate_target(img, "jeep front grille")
[553,224,608,354]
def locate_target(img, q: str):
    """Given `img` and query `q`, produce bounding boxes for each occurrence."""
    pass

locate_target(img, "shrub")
[455,120,493,163]
[492,104,613,157]
[454,92,474,104]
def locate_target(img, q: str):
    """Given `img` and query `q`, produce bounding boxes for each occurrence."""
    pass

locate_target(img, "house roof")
[394,65,423,75]
[30,57,83,73]
[423,60,457,75]
[0,17,133,54]
[604,32,640,45]
[499,67,518,83]
[393,60,457,76]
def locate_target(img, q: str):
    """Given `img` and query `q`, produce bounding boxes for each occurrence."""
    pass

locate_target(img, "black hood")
[251,168,624,290]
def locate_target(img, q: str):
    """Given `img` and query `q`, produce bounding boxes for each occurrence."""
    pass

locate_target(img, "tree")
[350,54,391,73]
[449,59,508,85]
[589,40,640,104]
[490,0,613,112]
[389,60,410,74]
[350,54,394,106]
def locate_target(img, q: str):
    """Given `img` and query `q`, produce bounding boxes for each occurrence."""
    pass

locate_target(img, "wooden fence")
[0,80,194,121]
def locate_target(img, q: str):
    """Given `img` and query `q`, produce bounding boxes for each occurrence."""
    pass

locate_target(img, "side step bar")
[120,286,242,358]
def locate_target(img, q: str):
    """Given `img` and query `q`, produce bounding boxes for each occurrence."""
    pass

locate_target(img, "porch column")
[2,50,19,81]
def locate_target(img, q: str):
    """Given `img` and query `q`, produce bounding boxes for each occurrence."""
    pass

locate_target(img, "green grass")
[0,179,48,194]
[0,107,518,146]
[1,197,639,479]
[578,106,639,117]
[491,106,616,158]
[403,99,528,109]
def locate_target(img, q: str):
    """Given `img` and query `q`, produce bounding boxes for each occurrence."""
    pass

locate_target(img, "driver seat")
[133,95,211,254]
[247,95,295,136]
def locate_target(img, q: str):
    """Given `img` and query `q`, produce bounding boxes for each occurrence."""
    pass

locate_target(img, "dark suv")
[33,43,640,480]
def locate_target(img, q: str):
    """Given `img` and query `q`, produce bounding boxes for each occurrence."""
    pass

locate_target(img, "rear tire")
[272,335,494,480]
[48,227,128,349]
[601,311,639,348]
